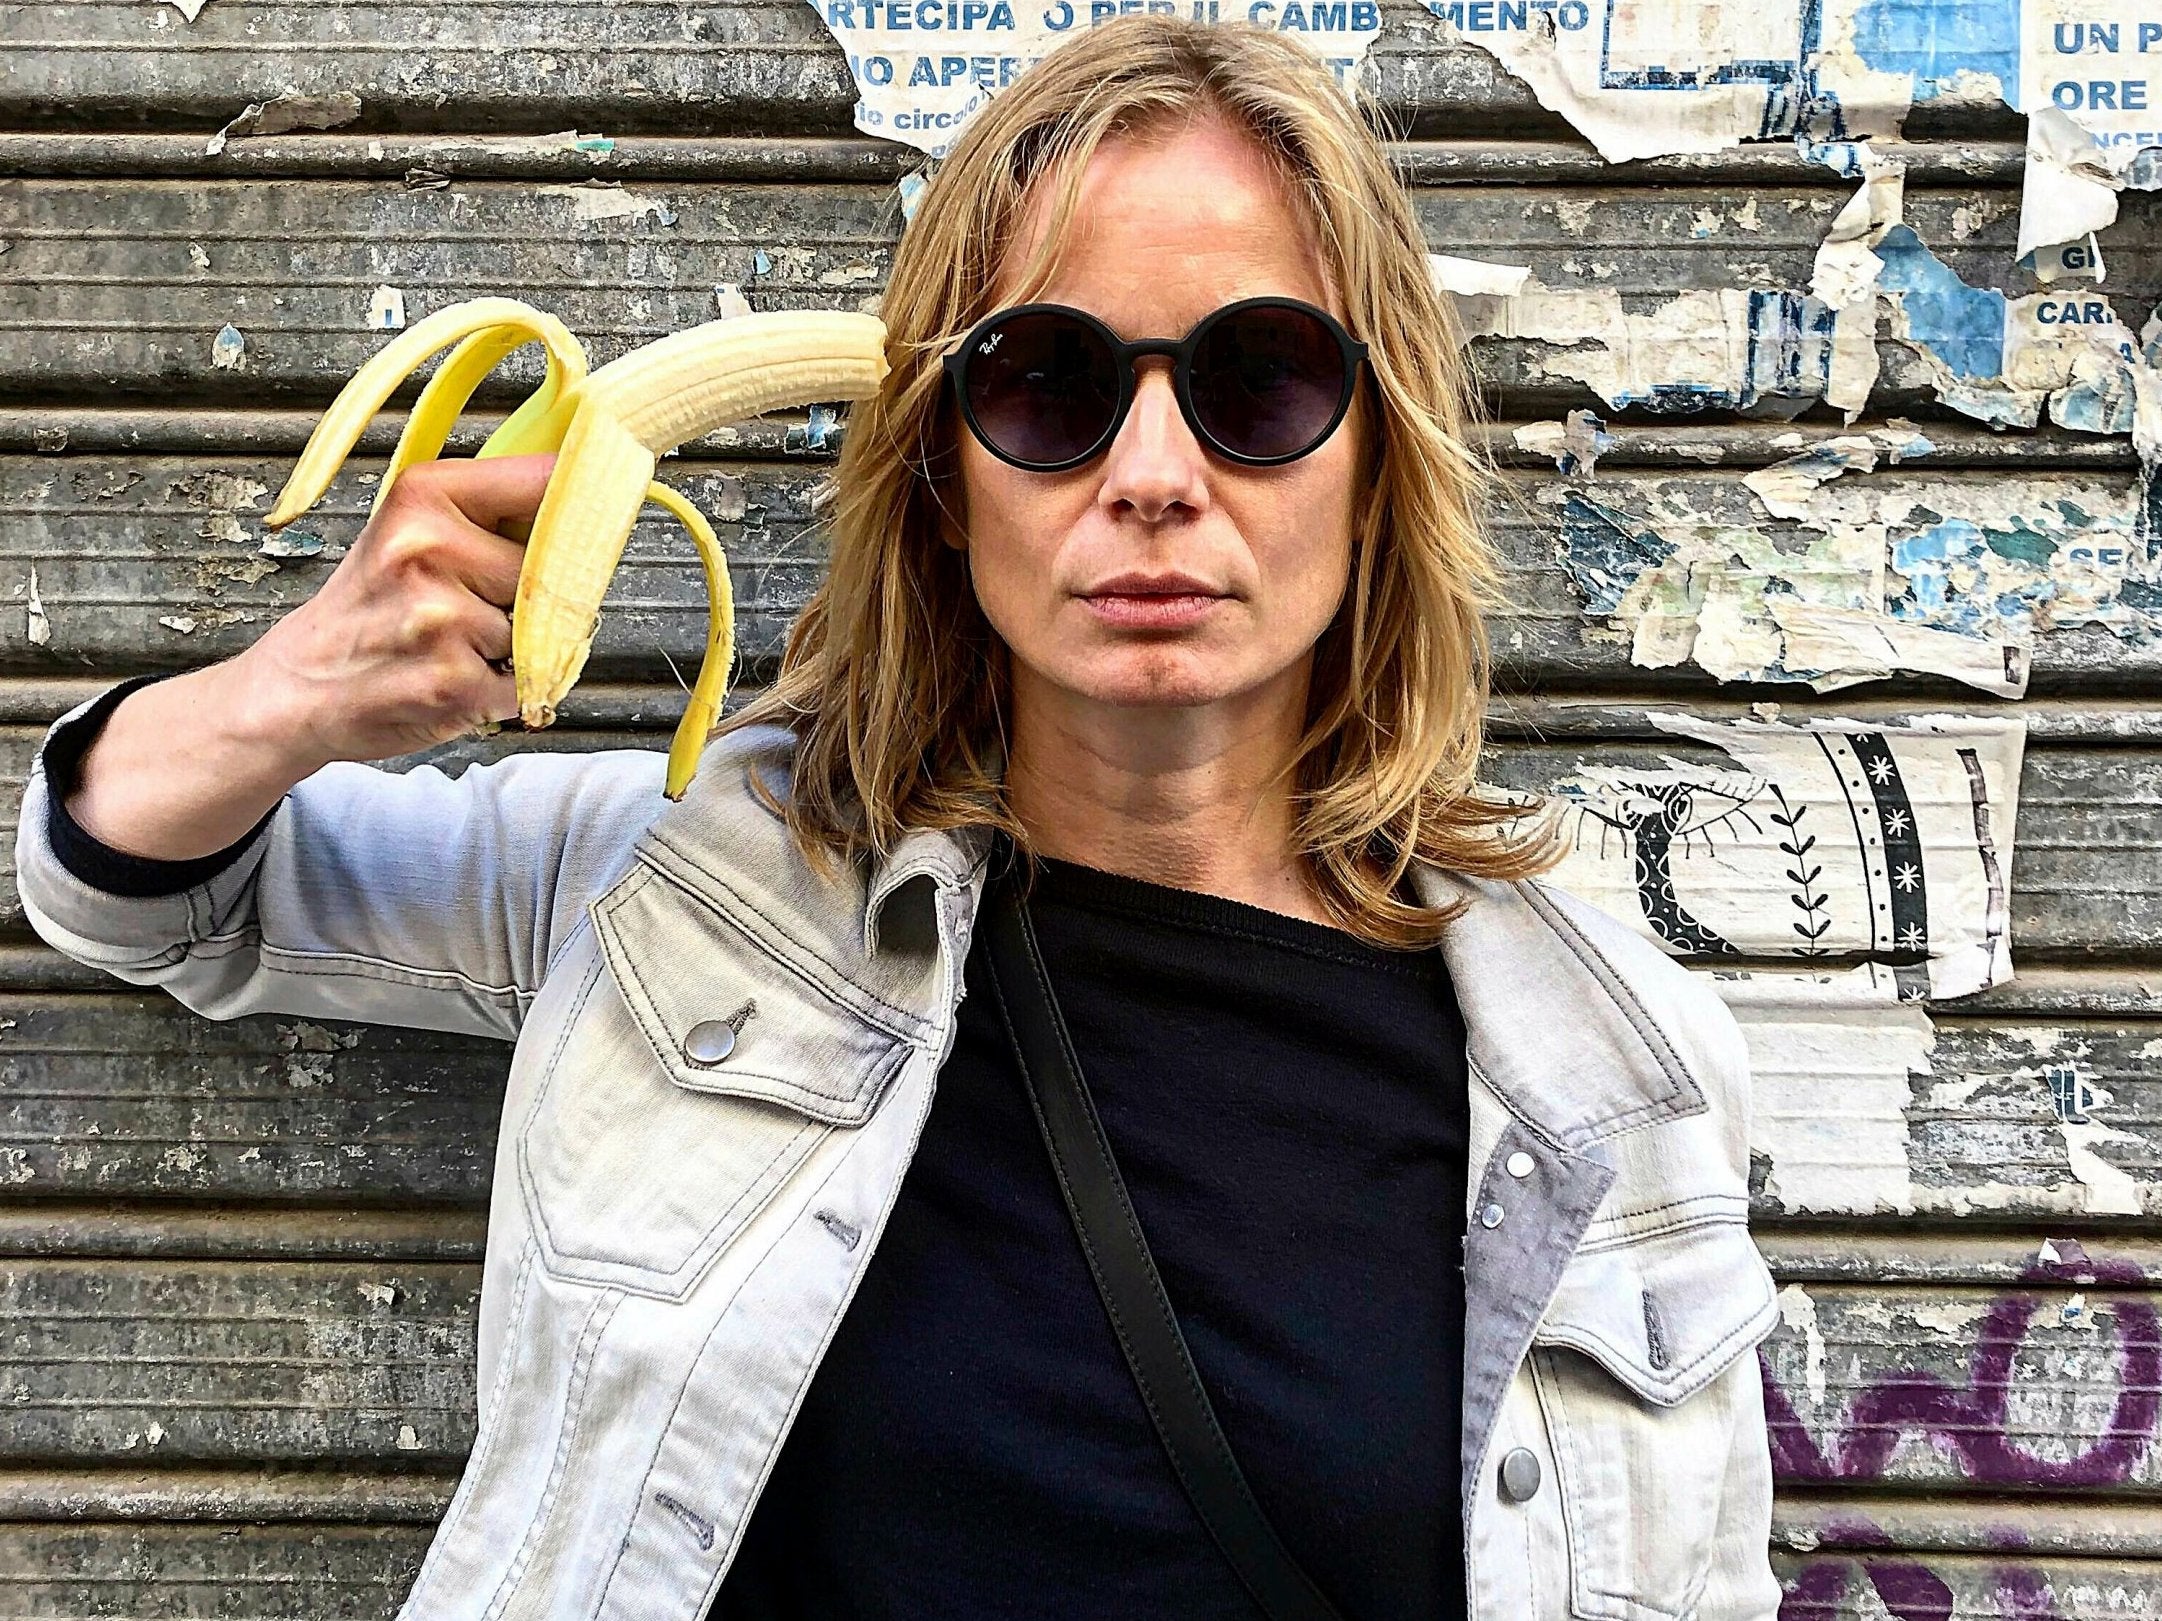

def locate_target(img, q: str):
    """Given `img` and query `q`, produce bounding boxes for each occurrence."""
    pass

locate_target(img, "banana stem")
[641,480,735,801]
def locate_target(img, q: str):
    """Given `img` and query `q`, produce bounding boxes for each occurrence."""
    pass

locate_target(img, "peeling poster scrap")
[2013,2,2162,262]
[205,91,363,157]
[1434,255,1861,418]
[1876,225,2162,433]
[1717,963,1937,1217]
[1542,711,2026,1000]
[538,183,678,229]
[1553,444,2160,698]
[1418,0,1928,164]
[367,285,407,331]
[807,0,1383,159]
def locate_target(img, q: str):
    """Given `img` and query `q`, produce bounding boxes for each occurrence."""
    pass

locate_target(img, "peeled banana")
[264,298,888,799]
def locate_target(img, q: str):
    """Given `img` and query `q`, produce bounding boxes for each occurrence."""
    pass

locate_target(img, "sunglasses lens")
[961,310,1120,467]
[1190,304,1347,461]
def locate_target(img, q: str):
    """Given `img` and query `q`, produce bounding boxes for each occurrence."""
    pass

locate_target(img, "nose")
[1096,359,1208,523]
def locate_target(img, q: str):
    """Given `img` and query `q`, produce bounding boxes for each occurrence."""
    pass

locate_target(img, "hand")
[238,453,556,769]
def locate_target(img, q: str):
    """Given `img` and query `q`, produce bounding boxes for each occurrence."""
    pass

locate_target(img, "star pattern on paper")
[1893,862,1922,892]
[1883,808,1911,838]
[1865,754,1897,785]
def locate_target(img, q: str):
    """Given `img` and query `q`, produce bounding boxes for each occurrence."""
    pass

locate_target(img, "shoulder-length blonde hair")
[722,13,1556,946]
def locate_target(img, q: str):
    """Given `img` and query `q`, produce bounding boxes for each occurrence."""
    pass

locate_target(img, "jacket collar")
[1414,866,1705,1150]
[642,728,1702,1147]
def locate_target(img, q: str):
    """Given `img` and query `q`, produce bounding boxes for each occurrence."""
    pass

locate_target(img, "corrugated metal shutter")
[1,3,2157,1614]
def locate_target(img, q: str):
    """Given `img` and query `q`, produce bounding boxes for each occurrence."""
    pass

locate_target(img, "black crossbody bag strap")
[981,880,1351,1621]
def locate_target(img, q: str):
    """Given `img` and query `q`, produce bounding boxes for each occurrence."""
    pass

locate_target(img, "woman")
[19,16,1780,1621]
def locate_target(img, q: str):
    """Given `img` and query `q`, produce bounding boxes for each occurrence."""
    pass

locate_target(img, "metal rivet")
[1479,1202,1505,1230]
[1499,1447,1541,1503]
[683,1019,737,1065]
[1506,1151,1535,1179]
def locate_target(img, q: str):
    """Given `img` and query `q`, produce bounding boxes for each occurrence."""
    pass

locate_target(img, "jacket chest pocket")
[515,862,920,1300]
[1529,1218,1777,1621]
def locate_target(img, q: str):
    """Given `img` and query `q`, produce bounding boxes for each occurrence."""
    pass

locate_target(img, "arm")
[13,453,677,1039]
[1690,1349,1782,1621]
[18,672,670,1042]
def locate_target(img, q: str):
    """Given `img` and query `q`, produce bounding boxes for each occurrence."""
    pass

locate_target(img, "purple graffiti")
[1766,1255,2156,1621]
[1766,1256,2161,1489]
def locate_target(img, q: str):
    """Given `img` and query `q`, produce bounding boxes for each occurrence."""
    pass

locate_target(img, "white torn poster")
[205,91,363,156]
[538,183,678,228]
[1707,962,1935,1217]
[2014,2,2162,262]
[1418,0,1924,164]
[806,0,1383,158]
[367,285,407,330]
[1440,266,1862,416]
[1809,156,1904,417]
[1875,226,2161,433]
[1542,711,2026,1000]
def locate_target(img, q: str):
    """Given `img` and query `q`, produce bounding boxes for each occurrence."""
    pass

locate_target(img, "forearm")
[63,657,325,863]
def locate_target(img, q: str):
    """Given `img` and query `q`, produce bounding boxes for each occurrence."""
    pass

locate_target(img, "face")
[950,114,1365,725]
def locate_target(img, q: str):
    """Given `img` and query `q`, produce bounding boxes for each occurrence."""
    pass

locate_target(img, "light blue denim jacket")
[16,686,1782,1621]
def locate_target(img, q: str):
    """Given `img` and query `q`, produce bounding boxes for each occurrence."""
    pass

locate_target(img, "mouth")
[1078,572,1229,630]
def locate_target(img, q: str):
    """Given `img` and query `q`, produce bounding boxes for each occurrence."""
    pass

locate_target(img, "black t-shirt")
[712,857,1471,1621]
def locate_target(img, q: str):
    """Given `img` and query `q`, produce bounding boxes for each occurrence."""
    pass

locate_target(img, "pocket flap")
[590,860,918,1127]
[1532,1219,1776,1406]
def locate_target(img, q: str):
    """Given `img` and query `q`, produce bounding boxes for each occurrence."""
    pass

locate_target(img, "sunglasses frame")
[942,295,1370,473]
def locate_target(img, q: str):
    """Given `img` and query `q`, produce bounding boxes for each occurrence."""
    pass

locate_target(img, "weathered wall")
[2,1,2159,1616]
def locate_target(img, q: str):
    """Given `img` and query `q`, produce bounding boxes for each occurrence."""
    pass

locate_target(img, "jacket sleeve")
[1692,975,1784,1621]
[1690,1348,1783,1621]
[15,674,670,1043]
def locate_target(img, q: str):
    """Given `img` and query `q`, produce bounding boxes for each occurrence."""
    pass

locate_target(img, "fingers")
[475,661,520,726]
[399,452,558,536]
[379,457,545,609]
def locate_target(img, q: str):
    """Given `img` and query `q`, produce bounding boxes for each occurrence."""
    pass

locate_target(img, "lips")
[1078,572,1228,630]
[1082,571,1225,600]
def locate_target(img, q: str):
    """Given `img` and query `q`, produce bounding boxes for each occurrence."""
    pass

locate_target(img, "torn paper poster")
[1418,0,1924,164]
[1707,962,1936,1216]
[1513,409,1614,476]
[25,566,48,648]
[1741,435,1882,511]
[897,171,930,224]
[1542,710,2026,999]
[808,0,1383,158]
[1443,269,1858,416]
[210,323,246,371]
[1555,467,2160,695]
[2012,3,2162,263]
[1810,157,1904,417]
[367,285,407,330]
[1559,489,2027,694]
[538,183,677,228]
[205,91,363,157]
[1875,224,2160,432]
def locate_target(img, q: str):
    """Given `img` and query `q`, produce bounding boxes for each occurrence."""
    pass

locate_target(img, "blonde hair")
[722,14,1558,946]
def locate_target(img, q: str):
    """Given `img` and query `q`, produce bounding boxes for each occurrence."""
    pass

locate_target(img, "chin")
[1063,648,1251,710]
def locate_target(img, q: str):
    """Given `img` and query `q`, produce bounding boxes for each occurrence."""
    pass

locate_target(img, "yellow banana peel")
[262,298,888,799]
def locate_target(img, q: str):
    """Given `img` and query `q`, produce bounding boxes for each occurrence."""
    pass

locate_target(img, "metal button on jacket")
[1506,1151,1535,1179]
[1499,1447,1542,1503]
[1479,1201,1506,1230]
[683,1019,738,1065]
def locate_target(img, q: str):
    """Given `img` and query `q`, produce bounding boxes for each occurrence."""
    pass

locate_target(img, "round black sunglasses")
[942,296,1369,473]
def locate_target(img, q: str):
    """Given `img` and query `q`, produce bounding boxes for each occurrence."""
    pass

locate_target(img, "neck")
[1003,664,1328,925]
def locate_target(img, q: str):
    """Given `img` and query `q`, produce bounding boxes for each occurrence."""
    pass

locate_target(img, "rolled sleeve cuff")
[36,673,282,900]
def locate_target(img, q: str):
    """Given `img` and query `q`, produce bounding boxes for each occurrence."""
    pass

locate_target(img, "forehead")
[989,115,1340,332]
